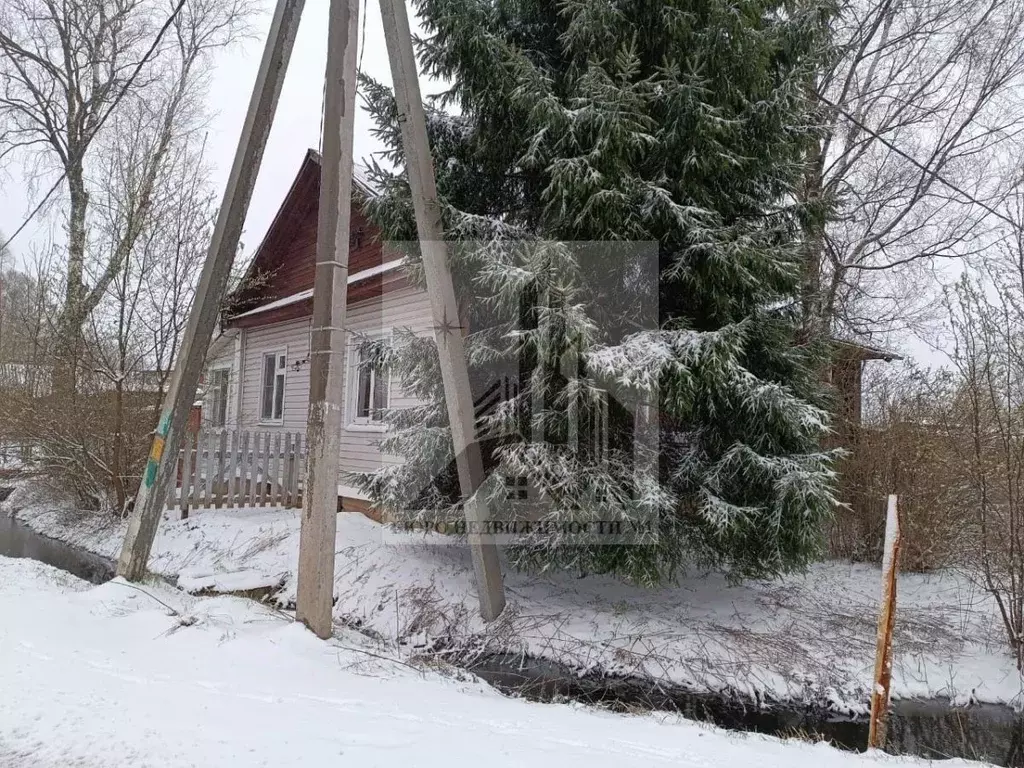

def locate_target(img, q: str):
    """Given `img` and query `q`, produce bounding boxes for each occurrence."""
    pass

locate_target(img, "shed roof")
[831,339,902,362]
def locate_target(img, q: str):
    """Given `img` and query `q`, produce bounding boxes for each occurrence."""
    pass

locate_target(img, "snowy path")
[0,557,979,768]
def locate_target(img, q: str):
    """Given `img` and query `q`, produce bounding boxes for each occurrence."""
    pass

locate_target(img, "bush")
[830,366,972,572]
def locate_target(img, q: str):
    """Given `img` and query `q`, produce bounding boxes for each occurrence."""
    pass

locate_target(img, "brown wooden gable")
[225,149,394,328]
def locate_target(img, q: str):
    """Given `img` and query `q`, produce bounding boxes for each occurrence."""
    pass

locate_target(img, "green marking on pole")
[144,458,159,488]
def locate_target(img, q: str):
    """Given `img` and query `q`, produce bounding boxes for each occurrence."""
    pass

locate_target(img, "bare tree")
[939,182,1024,668]
[0,244,59,391]
[139,138,215,394]
[803,0,1024,343]
[81,121,212,511]
[0,0,251,395]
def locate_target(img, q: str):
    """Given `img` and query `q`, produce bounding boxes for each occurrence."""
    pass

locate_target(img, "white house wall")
[203,347,240,429]
[339,285,433,477]
[236,316,311,432]
[213,285,434,495]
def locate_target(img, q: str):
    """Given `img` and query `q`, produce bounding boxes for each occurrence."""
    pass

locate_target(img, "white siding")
[239,317,312,432]
[339,285,433,476]
[225,285,435,490]
[202,349,238,429]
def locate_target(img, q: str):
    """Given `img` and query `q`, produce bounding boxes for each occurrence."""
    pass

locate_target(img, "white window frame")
[206,367,231,429]
[346,334,391,433]
[259,350,287,424]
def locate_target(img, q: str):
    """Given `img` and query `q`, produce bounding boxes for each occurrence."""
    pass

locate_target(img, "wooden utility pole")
[294,0,361,639]
[868,494,902,750]
[117,0,306,580]
[379,0,506,620]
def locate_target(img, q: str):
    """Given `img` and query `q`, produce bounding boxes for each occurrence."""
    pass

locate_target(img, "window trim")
[259,350,287,424]
[207,366,231,429]
[345,334,391,433]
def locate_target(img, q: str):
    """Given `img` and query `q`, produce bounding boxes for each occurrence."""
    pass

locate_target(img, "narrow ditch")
[463,653,1023,766]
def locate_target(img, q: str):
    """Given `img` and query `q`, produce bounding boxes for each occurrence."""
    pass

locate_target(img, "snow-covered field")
[0,555,985,767]
[3,480,1021,714]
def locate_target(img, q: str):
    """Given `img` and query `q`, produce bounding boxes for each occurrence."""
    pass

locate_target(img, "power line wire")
[815,90,1019,233]
[357,0,369,77]
[1,175,64,251]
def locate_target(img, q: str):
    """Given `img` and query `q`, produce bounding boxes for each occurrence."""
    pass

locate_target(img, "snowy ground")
[3,480,1022,715]
[0,555,985,768]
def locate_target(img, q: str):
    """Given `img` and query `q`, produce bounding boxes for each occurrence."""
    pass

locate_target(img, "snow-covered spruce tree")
[354,0,839,583]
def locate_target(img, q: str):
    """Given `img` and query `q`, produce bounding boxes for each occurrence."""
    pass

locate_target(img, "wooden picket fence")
[170,429,305,513]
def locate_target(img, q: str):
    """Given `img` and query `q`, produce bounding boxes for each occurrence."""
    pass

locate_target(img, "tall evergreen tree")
[356,0,839,583]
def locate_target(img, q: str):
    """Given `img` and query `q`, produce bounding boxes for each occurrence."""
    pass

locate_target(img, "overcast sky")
[0,0,419,272]
[0,0,943,366]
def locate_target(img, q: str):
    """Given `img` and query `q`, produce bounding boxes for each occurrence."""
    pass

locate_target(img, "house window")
[349,343,389,428]
[207,368,230,428]
[260,352,286,422]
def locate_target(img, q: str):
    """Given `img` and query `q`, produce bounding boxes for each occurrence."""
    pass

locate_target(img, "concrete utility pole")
[294,0,361,639]
[379,0,506,620]
[117,0,306,580]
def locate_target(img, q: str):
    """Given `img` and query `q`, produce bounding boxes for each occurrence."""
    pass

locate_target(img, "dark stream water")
[0,485,1020,764]
[0,507,115,585]
[465,654,1024,765]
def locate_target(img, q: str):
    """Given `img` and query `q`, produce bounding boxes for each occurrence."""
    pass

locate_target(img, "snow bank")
[0,556,984,768]
[5,481,1022,714]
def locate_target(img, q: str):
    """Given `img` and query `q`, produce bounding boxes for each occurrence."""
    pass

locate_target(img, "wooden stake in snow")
[117,0,306,581]
[868,493,902,750]
[294,0,361,640]
[379,0,506,620]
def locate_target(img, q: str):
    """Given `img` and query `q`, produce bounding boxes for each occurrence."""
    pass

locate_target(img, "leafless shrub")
[832,185,1024,666]
[941,258,1024,670]
[832,365,972,571]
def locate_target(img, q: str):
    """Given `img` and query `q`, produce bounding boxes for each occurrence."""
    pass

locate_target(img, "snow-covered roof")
[231,259,406,320]
[207,328,238,360]
[306,149,379,198]
[832,339,902,362]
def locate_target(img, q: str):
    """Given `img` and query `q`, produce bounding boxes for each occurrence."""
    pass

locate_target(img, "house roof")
[228,150,380,317]
[231,258,406,320]
[206,328,238,360]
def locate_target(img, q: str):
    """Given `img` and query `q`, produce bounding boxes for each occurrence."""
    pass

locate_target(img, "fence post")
[180,434,193,520]
[868,494,902,750]
[270,432,282,505]
[258,432,270,506]
[294,433,303,508]
[189,434,199,511]
[228,429,240,507]
[283,432,294,506]
[240,430,251,507]
[216,430,228,507]
[203,430,214,505]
